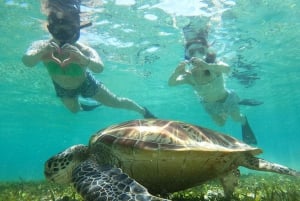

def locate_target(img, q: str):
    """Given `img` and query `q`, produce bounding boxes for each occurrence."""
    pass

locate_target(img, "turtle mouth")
[44,159,74,184]
[46,169,73,184]
[44,152,73,183]
[44,170,52,178]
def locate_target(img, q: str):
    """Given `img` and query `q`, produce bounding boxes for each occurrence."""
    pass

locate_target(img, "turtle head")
[44,144,89,184]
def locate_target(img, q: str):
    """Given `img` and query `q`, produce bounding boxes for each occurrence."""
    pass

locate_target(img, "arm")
[168,61,192,86]
[22,40,56,67]
[210,61,230,74]
[62,43,104,73]
[190,57,230,74]
[77,43,104,73]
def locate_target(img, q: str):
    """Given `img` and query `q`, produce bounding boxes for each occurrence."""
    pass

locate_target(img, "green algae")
[0,174,299,201]
[170,174,300,201]
[0,181,82,201]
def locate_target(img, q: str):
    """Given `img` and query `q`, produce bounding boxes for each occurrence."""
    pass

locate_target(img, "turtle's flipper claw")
[72,160,170,201]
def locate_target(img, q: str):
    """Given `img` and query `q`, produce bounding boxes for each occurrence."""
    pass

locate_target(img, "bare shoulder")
[24,40,51,55]
[75,42,100,61]
[216,61,230,73]
[29,40,50,49]
[75,42,94,52]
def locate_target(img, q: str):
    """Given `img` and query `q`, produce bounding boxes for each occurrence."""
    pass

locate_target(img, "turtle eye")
[46,158,56,168]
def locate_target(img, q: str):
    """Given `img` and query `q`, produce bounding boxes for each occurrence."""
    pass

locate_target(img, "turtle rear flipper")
[241,155,300,177]
[72,160,170,201]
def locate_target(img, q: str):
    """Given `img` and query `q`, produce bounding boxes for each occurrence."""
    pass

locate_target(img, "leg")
[93,84,146,116]
[211,114,226,126]
[60,97,81,113]
[52,81,81,113]
[224,90,245,124]
[231,111,257,144]
[241,116,257,145]
[225,92,257,144]
[80,73,155,117]
[202,102,226,126]
[230,110,246,125]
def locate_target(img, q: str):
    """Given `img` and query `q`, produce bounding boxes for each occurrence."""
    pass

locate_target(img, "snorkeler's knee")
[216,121,226,126]
[68,107,80,113]
[232,114,246,125]
[212,116,226,126]
[62,103,80,113]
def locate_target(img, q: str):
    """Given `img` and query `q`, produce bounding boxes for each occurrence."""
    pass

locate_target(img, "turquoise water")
[0,0,299,182]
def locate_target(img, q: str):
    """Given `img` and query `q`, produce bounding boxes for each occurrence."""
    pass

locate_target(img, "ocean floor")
[0,174,299,201]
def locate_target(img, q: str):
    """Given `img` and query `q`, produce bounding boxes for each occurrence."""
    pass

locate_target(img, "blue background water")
[0,0,299,181]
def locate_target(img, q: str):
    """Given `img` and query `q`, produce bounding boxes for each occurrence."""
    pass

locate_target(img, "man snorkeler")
[22,0,155,118]
[168,19,257,144]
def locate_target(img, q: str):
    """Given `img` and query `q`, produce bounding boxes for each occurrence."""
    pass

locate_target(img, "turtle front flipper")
[220,169,240,198]
[72,159,170,201]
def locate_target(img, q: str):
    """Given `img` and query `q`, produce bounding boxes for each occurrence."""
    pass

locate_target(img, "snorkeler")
[22,0,156,118]
[168,18,257,144]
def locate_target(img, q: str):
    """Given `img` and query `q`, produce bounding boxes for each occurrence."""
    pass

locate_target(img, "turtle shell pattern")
[88,119,262,194]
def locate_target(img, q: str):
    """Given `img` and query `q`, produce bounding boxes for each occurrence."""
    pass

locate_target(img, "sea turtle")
[44,119,299,201]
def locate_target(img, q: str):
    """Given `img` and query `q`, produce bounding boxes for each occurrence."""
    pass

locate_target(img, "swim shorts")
[52,72,102,98]
[201,90,240,116]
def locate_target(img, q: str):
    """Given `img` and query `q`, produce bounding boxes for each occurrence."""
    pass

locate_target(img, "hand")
[175,61,187,74]
[190,57,206,67]
[40,41,62,64]
[216,61,229,68]
[60,43,88,67]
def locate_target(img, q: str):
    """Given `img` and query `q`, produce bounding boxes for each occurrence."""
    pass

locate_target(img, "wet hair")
[43,0,81,26]
[42,0,81,15]
[185,38,208,51]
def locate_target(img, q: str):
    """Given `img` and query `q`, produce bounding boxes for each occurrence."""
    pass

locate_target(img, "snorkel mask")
[184,38,216,64]
[45,0,91,46]
[184,38,208,60]
[47,12,80,46]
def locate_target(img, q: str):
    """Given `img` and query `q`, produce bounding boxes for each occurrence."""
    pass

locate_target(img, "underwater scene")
[0,0,299,200]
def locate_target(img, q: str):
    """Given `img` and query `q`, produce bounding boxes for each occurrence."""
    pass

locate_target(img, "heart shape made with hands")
[50,42,75,67]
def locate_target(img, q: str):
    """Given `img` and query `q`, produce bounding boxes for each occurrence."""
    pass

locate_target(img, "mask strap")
[80,21,92,29]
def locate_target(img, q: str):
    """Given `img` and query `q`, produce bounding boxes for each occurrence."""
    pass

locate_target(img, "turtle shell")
[89,119,262,194]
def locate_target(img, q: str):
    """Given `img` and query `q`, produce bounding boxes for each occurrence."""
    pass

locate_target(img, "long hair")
[41,0,81,15]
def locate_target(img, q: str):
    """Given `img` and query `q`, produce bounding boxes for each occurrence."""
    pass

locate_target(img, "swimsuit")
[52,72,102,98]
[46,61,83,76]
[201,90,240,116]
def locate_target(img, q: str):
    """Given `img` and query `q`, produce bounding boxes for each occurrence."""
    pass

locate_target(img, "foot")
[241,117,257,145]
[81,103,101,111]
[239,99,263,106]
[143,107,156,119]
